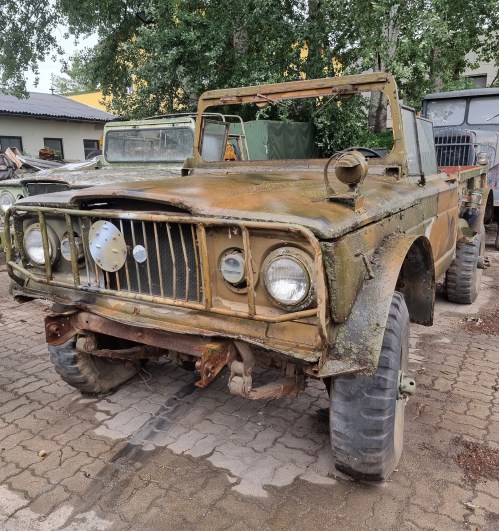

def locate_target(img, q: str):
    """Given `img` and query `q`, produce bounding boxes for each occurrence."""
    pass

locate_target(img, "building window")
[83,139,100,159]
[43,138,64,159]
[0,136,23,152]
[466,74,487,88]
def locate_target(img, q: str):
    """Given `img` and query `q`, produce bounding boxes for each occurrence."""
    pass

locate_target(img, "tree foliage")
[50,55,99,95]
[1,1,498,142]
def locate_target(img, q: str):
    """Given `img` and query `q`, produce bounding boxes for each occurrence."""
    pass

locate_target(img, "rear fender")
[325,235,434,376]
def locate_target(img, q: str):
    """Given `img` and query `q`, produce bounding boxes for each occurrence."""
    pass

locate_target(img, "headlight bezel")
[23,222,60,267]
[0,191,15,213]
[262,247,316,311]
[60,232,85,263]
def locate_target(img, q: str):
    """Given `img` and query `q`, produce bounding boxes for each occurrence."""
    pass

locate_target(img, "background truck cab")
[422,88,499,244]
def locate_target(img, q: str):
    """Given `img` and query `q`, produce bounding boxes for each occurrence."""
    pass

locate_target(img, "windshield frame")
[103,126,195,164]
[191,72,409,177]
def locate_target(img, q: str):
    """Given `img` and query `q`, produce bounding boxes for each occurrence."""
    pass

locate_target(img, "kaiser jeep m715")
[5,73,489,480]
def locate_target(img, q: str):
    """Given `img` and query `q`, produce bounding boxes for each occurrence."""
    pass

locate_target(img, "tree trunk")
[368,4,399,132]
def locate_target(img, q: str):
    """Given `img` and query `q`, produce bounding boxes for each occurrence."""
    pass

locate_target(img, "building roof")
[0,91,116,122]
[423,87,499,100]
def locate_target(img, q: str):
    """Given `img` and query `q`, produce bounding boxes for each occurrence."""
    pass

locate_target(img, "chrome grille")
[434,129,475,166]
[110,219,201,301]
[434,128,496,167]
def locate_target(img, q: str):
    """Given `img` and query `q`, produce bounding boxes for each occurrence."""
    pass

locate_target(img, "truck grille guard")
[434,128,496,168]
[5,205,328,338]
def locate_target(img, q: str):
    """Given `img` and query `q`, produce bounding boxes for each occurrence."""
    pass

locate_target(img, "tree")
[0,0,144,97]
[0,1,60,96]
[50,55,99,95]
[1,0,497,137]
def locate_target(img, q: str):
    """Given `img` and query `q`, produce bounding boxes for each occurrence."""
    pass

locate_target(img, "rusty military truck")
[5,73,489,480]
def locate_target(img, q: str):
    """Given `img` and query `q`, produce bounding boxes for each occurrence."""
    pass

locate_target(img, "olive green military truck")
[0,113,248,249]
[5,73,489,480]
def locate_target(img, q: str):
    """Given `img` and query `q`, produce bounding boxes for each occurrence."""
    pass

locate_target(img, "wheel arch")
[329,234,435,376]
[395,236,435,326]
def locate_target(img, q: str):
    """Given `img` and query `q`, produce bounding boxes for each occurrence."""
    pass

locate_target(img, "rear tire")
[446,229,484,304]
[49,340,139,394]
[330,292,410,481]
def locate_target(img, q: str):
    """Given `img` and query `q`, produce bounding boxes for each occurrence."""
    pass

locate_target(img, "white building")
[0,92,115,161]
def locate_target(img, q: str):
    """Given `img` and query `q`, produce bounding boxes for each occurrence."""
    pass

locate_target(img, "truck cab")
[422,88,499,242]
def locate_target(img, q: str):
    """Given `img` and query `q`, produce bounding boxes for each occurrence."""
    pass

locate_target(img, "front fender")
[317,234,434,377]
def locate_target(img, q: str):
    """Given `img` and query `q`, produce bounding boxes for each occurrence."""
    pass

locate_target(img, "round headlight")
[61,233,85,262]
[23,223,60,266]
[220,249,246,285]
[476,152,489,165]
[0,191,15,213]
[262,248,315,310]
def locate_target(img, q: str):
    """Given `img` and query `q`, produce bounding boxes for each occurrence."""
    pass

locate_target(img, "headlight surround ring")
[23,223,60,267]
[61,232,85,262]
[0,191,15,213]
[262,247,316,310]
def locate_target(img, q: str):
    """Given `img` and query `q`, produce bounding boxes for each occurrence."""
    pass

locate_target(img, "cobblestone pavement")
[0,229,498,531]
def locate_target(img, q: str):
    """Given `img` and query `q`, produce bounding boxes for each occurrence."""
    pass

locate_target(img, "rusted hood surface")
[16,171,424,239]
[32,164,184,187]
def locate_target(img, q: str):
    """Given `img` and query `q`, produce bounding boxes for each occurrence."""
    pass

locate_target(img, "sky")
[26,28,98,93]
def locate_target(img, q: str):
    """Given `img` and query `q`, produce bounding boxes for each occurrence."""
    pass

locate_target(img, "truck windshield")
[426,99,466,126]
[104,127,194,163]
[468,96,499,125]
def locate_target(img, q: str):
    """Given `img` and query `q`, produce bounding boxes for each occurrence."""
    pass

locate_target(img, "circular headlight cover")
[23,223,60,266]
[263,248,315,309]
[0,191,14,213]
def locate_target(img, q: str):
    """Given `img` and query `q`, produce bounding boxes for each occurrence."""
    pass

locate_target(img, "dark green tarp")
[231,120,316,160]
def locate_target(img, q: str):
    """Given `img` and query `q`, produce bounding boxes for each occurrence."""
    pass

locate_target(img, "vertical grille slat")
[79,218,92,287]
[166,223,177,300]
[142,221,153,293]
[179,225,190,301]
[191,225,201,302]
[119,219,131,291]
[130,220,142,293]
[153,223,165,297]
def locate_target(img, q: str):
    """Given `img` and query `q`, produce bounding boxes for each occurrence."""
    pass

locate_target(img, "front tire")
[330,292,410,481]
[49,340,139,394]
[446,228,484,304]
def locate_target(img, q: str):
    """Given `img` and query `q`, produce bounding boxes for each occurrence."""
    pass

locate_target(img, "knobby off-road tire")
[330,292,410,481]
[446,228,484,304]
[49,340,139,394]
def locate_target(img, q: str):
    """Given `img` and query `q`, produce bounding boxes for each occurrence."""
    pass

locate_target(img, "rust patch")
[195,342,235,388]
[453,436,499,483]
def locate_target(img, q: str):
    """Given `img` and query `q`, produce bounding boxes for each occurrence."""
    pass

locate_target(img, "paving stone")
[8,469,52,499]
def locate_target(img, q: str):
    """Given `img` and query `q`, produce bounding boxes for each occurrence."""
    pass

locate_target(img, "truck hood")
[31,163,184,187]
[16,171,425,240]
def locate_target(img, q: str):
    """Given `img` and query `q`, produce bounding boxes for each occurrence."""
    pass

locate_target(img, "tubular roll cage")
[5,206,329,345]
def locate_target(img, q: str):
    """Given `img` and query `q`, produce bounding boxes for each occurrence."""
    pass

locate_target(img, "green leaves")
[1,0,497,138]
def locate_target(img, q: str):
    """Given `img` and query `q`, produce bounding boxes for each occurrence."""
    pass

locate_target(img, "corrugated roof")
[0,91,116,122]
